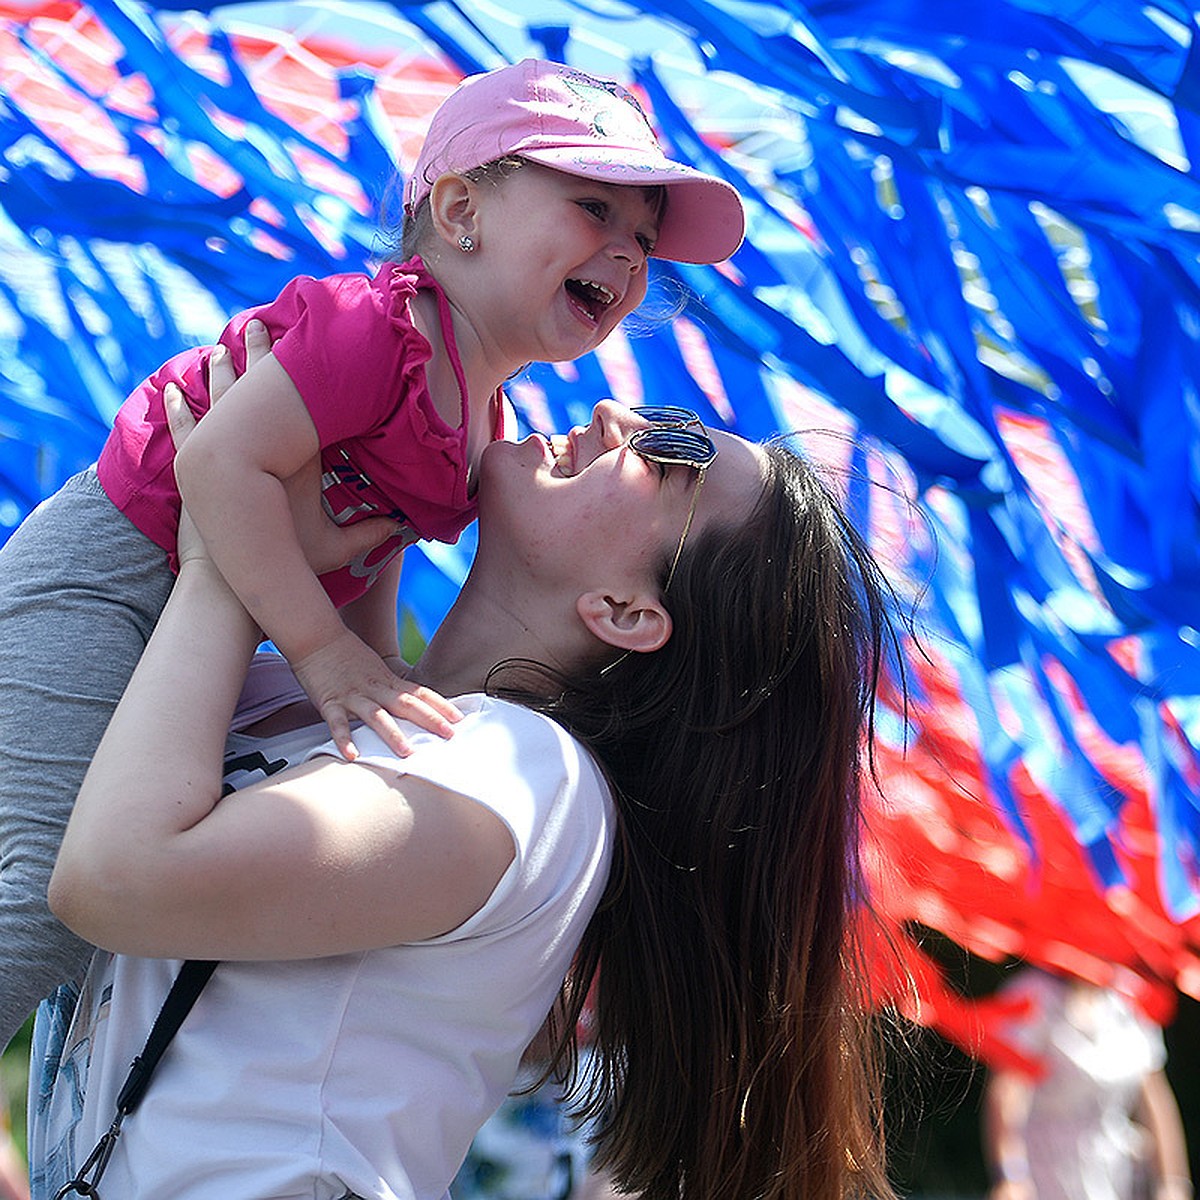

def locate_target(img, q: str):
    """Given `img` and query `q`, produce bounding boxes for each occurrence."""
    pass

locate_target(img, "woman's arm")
[48,548,513,961]
[50,356,511,961]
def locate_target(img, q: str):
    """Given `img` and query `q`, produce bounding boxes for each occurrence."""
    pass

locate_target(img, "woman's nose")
[591,399,644,448]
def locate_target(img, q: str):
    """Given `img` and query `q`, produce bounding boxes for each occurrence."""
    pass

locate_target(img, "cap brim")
[517,145,745,265]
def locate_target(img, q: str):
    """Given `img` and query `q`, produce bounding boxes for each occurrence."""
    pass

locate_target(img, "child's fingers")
[360,707,415,759]
[343,686,460,759]
[162,383,198,453]
[320,703,361,762]
[333,732,362,762]
[398,683,463,728]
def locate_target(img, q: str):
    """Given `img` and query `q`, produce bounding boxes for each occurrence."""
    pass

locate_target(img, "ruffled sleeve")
[266,262,451,450]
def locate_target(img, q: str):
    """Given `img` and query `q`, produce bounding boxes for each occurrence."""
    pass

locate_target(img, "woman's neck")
[410,582,577,701]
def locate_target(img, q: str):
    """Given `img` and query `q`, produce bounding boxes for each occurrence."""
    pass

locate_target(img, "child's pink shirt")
[96,256,504,606]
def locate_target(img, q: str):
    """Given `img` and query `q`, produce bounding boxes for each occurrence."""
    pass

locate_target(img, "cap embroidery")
[560,75,660,151]
[562,152,659,175]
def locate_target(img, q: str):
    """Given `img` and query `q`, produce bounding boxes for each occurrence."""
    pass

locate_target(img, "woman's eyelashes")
[637,452,682,482]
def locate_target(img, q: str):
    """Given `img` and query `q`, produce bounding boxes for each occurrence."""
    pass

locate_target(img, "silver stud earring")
[458,234,476,254]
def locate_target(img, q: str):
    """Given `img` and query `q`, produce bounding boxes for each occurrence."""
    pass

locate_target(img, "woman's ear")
[428,173,479,249]
[576,590,672,655]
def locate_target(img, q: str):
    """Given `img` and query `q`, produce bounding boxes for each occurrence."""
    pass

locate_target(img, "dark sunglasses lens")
[630,405,700,427]
[631,427,717,466]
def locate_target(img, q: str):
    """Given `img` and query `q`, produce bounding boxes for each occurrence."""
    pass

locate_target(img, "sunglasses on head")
[626,406,718,591]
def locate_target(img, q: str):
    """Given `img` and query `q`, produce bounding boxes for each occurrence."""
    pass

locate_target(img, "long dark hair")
[490,441,897,1200]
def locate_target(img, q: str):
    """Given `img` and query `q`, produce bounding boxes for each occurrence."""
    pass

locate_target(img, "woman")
[39,356,896,1198]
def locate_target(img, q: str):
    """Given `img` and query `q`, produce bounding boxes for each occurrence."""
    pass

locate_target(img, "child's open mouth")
[564,278,616,324]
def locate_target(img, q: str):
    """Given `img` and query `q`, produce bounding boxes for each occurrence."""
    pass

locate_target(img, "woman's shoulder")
[348,691,582,750]
[362,693,605,784]
[448,694,605,780]
[345,694,613,843]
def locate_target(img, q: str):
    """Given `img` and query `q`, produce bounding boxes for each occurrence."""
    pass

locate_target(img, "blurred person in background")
[0,1077,27,1200]
[983,966,1191,1200]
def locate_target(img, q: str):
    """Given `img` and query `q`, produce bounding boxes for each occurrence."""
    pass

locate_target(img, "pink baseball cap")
[403,58,745,265]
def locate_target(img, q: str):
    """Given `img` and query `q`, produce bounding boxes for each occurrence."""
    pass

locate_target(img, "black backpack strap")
[115,959,217,1114]
[54,959,218,1199]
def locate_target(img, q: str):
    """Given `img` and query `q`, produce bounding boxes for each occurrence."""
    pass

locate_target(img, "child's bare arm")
[174,350,459,758]
[175,351,332,653]
[340,553,404,663]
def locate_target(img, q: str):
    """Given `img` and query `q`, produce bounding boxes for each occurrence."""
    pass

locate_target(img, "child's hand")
[290,629,461,760]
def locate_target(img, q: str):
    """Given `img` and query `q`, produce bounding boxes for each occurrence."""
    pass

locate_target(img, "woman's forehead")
[697,431,765,526]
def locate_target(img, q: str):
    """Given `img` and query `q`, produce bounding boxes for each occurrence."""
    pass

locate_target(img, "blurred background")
[0,1,1198,1194]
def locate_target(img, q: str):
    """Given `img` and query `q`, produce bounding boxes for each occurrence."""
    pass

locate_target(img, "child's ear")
[428,174,479,249]
[576,590,672,655]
